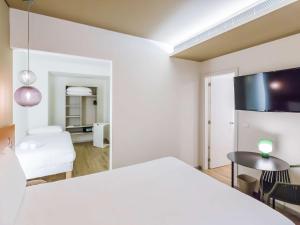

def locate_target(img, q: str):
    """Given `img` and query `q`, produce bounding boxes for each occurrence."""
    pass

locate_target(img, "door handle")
[229,122,234,125]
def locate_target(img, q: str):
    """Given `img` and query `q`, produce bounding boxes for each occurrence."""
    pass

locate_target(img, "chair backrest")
[290,165,300,168]
[260,170,291,193]
[270,183,300,205]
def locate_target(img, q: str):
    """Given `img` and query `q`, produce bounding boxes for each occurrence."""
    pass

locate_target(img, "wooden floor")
[204,165,300,225]
[39,142,109,183]
[203,164,231,186]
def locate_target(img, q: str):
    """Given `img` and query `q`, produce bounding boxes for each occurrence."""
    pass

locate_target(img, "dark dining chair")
[259,169,291,200]
[266,182,300,209]
[263,165,300,209]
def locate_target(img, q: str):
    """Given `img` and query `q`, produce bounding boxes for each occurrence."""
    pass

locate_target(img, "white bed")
[0,125,294,225]
[9,156,293,225]
[15,130,76,179]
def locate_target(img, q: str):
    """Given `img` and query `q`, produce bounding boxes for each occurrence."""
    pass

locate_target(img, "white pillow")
[27,126,63,135]
[0,147,26,225]
[17,140,44,150]
[67,86,92,93]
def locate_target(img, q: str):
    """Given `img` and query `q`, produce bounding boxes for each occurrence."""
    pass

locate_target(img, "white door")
[209,73,235,168]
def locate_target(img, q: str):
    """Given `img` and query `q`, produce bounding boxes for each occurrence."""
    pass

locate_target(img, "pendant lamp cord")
[27,0,33,72]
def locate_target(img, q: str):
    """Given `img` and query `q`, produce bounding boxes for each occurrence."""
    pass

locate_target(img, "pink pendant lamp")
[14,0,41,107]
[14,86,41,107]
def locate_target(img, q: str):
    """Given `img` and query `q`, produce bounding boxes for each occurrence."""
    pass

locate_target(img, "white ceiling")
[148,0,265,46]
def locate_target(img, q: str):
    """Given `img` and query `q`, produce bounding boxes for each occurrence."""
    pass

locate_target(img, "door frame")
[203,68,239,170]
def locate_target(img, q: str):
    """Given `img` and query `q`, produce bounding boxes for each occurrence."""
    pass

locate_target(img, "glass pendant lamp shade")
[14,0,42,107]
[14,86,42,107]
[18,70,37,85]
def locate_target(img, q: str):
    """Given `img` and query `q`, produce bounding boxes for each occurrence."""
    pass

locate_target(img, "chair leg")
[261,192,264,203]
[272,198,276,209]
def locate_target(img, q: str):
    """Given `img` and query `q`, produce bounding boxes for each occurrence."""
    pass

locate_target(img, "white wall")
[10,9,203,168]
[13,50,111,143]
[200,33,300,212]
[13,51,28,142]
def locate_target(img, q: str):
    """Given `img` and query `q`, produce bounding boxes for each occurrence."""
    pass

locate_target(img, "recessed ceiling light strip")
[172,0,297,55]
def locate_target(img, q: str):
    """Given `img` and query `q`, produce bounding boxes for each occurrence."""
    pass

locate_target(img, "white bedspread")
[16,132,76,179]
[16,157,293,225]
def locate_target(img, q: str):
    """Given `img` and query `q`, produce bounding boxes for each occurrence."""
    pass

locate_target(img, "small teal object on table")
[258,139,273,158]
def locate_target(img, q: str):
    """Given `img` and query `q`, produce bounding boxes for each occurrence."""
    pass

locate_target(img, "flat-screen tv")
[234,67,300,112]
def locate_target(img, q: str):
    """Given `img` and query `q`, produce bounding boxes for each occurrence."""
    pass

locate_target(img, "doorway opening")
[204,71,237,173]
[13,49,113,184]
[48,72,111,179]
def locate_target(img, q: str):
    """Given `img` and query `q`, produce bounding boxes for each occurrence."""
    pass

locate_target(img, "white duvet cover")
[16,132,76,179]
[16,157,293,225]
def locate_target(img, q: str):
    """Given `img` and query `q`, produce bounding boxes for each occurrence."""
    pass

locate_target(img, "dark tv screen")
[234,68,300,112]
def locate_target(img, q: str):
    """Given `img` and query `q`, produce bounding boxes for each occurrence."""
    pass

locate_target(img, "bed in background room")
[15,126,76,179]
[0,125,294,225]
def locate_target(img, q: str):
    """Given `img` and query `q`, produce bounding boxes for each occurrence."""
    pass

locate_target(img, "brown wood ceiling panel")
[6,0,185,39]
[7,0,300,62]
[173,1,300,62]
